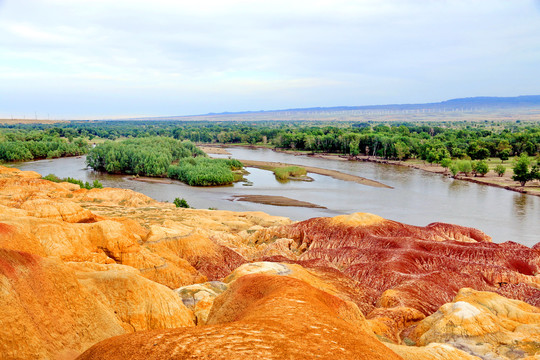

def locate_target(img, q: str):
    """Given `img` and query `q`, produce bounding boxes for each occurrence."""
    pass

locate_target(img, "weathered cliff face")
[0,165,539,360]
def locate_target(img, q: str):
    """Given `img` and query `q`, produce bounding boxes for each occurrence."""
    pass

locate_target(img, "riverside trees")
[86,137,243,186]
[3,119,539,172]
[512,154,540,186]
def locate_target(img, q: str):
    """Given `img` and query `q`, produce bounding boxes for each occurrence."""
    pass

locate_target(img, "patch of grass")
[273,166,307,180]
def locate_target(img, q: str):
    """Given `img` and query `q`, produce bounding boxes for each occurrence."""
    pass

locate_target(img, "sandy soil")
[198,145,232,155]
[238,159,393,189]
[230,195,327,208]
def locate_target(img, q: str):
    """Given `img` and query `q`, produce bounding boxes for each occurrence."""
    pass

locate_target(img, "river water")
[10,147,539,247]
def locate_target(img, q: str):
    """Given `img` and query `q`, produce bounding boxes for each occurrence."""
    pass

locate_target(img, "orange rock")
[76,268,195,331]
[0,249,125,359]
[20,198,97,223]
[144,229,246,281]
[77,274,403,360]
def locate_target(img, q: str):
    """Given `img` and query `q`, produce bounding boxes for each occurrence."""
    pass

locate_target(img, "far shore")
[199,143,540,197]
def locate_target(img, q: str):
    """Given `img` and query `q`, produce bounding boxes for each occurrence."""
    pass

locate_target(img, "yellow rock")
[76,269,195,331]
[175,281,229,324]
[408,288,540,359]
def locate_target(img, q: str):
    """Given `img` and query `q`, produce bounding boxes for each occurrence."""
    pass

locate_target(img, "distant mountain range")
[132,95,540,121]
[202,95,540,115]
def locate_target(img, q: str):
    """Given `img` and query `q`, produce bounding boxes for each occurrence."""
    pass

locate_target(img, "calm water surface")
[11,148,540,247]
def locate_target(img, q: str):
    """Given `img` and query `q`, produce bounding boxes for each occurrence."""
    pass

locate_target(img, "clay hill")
[0,165,538,360]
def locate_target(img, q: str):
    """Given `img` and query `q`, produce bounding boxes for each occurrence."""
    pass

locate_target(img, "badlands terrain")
[0,165,538,359]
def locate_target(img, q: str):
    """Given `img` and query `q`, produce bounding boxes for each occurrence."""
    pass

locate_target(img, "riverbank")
[238,159,392,189]
[200,144,540,197]
[346,155,540,198]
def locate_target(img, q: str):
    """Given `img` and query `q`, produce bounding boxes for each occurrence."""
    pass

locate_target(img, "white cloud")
[0,0,539,118]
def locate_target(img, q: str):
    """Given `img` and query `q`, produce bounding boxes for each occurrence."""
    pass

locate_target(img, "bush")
[174,197,190,208]
[440,158,452,169]
[457,160,472,176]
[512,154,539,186]
[473,160,489,177]
[449,163,459,177]
[494,164,506,177]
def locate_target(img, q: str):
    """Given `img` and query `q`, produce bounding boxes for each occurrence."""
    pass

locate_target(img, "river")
[10,147,540,247]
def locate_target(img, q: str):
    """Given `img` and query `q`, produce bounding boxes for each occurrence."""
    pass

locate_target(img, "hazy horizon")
[1,0,540,120]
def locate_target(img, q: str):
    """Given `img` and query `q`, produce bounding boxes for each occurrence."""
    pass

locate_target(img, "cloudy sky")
[1,0,540,119]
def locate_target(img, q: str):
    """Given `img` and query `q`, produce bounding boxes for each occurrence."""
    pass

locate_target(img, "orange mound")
[77,274,403,360]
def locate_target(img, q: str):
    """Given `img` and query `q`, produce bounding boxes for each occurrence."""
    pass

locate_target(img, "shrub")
[174,197,190,208]
[440,158,452,169]
[449,163,459,177]
[457,160,472,176]
[473,160,489,177]
[494,164,506,177]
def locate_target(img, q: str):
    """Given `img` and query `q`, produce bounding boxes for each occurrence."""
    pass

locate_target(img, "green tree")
[457,160,472,176]
[440,158,452,170]
[474,160,489,177]
[512,154,538,186]
[498,149,510,163]
[449,163,460,178]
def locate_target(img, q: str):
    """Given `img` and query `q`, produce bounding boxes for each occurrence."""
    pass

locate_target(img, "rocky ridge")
[0,165,538,359]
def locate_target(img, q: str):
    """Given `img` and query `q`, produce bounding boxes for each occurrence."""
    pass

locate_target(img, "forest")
[1,120,538,175]
[1,120,538,162]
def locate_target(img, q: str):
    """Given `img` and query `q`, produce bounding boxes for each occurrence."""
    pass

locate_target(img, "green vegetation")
[273,166,307,180]
[0,135,88,162]
[456,160,473,176]
[494,164,506,177]
[86,137,204,176]
[2,119,539,188]
[472,160,489,177]
[168,157,243,186]
[87,137,242,186]
[173,197,190,208]
[512,154,539,186]
[42,174,103,189]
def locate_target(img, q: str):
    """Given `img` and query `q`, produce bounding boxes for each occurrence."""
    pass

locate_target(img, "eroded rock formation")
[0,165,538,360]
[78,273,403,360]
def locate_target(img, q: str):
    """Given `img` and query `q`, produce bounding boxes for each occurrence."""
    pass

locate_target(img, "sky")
[1,0,540,119]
